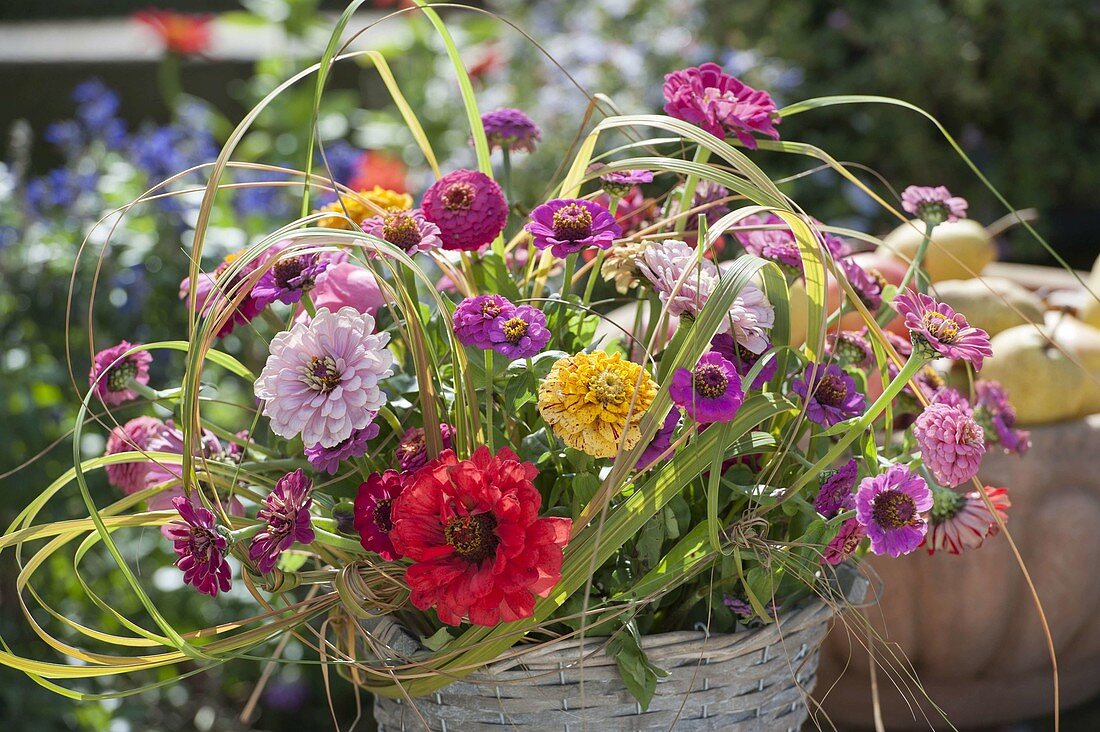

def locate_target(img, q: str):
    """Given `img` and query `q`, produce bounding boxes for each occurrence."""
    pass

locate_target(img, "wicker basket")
[372,601,834,731]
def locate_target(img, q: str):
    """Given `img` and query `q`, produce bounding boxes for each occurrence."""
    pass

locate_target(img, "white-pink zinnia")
[256,307,393,448]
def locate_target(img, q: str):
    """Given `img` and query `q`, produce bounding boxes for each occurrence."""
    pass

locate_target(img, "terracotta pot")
[816,415,1100,729]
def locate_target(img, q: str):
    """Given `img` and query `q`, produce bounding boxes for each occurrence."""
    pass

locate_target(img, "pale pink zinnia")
[925,486,1010,555]
[89,341,152,405]
[901,185,968,224]
[256,307,393,448]
[725,279,775,354]
[912,403,986,487]
[104,416,172,494]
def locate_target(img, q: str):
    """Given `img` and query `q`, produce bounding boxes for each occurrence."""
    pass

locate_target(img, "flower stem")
[484,349,495,451]
[581,198,618,305]
[560,253,576,297]
[896,220,937,295]
[675,146,711,233]
[500,147,513,204]
[301,292,317,318]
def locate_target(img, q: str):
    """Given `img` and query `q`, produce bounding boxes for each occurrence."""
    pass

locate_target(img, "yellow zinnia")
[315,186,413,230]
[537,351,657,458]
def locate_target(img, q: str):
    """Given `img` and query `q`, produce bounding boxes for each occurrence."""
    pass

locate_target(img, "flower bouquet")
[2,3,1047,729]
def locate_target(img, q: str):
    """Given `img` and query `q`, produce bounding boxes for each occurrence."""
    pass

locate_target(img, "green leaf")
[607,620,669,711]
[478,252,522,302]
[421,628,455,652]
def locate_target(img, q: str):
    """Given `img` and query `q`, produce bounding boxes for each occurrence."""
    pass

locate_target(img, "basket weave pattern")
[373,601,832,731]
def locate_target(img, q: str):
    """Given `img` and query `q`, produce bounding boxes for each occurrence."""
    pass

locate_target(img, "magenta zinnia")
[421,169,507,251]
[925,485,1010,555]
[855,464,933,557]
[165,495,232,597]
[662,62,780,149]
[815,459,858,519]
[894,290,993,368]
[973,380,1031,455]
[636,409,680,471]
[822,518,866,565]
[913,403,986,487]
[395,423,455,473]
[354,470,407,561]
[669,352,744,424]
[89,341,152,405]
[252,245,329,307]
[901,185,968,225]
[452,295,515,350]
[305,423,380,475]
[255,306,392,448]
[249,469,315,574]
[104,416,172,494]
[526,198,621,258]
[600,169,653,197]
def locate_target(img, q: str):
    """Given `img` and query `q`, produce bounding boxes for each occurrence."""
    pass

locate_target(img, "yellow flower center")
[923,310,960,343]
[501,317,529,345]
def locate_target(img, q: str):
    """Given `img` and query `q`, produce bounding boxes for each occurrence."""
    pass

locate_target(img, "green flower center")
[302,355,341,393]
[693,363,729,399]
[445,512,498,563]
[552,203,593,240]
[106,359,137,392]
[589,370,627,405]
[872,489,921,530]
[930,488,964,523]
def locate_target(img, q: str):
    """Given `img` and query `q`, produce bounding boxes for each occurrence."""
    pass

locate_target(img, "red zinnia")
[134,9,214,56]
[349,150,408,195]
[353,470,407,561]
[389,446,571,627]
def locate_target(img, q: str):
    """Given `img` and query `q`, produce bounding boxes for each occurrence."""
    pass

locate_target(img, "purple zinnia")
[600,169,654,198]
[453,295,515,350]
[670,180,731,227]
[827,330,873,368]
[361,208,443,256]
[838,257,883,310]
[480,108,541,153]
[636,409,680,470]
[723,595,754,618]
[89,341,152,405]
[395,423,455,472]
[248,469,316,574]
[855,464,932,557]
[526,198,621,258]
[912,403,986,487]
[973,381,1030,455]
[815,459,858,519]
[669,352,745,424]
[791,363,866,428]
[822,518,867,565]
[305,422,381,475]
[165,495,232,597]
[710,333,776,389]
[894,290,993,369]
[253,247,330,307]
[422,169,508,252]
[662,63,780,149]
[733,213,803,273]
[487,304,550,359]
[901,185,969,225]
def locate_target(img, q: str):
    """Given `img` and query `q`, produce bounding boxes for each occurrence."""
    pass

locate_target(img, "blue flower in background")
[71,78,127,149]
[233,167,295,220]
[318,139,361,187]
[26,168,99,216]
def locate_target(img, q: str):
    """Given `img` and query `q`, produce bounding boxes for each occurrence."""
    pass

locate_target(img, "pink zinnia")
[89,341,152,405]
[249,469,315,574]
[422,169,508,251]
[637,239,720,320]
[526,198,622,258]
[822,518,866,565]
[480,108,541,153]
[453,295,515,350]
[165,495,232,597]
[901,185,968,224]
[913,403,986,487]
[725,278,776,354]
[662,63,780,149]
[104,416,172,494]
[925,485,1009,555]
[180,249,266,337]
[855,464,933,557]
[361,208,443,256]
[306,262,387,318]
[255,307,393,448]
[354,470,407,560]
[732,213,803,272]
[815,459,858,519]
[395,423,455,473]
[974,380,1031,455]
[894,290,993,369]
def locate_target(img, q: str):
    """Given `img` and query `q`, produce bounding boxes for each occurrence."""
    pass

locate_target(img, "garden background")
[1,1,1098,730]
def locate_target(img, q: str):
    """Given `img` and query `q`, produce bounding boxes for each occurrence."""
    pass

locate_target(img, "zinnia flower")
[854,464,933,557]
[725,278,776,354]
[709,333,777,389]
[305,423,381,475]
[315,186,412,230]
[668,181,731,228]
[827,330,873,368]
[395,423,455,472]
[422,169,508,251]
[104,416,172,494]
[732,213,803,273]
[487,305,550,359]
[134,9,213,56]
[838,257,884,311]
[479,108,541,153]
[165,495,232,597]
[723,595,754,618]
[538,351,658,458]
[973,380,1031,455]
[600,169,653,198]
[925,485,1010,555]
[823,519,867,565]
[669,352,744,424]
[389,446,572,626]
[249,469,315,574]
[354,470,407,560]
[815,459,858,519]
[662,63,780,149]
[255,307,393,448]
[180,249,266,337]
[636,409,680,470]
[252,247,330,307]
[307,262,387,318]
[600,239,647,294]
[638,239,719,319]
[526,198,622,258]
[894,290,993,368]
[453,295,515,350]
[89,341,152,405]
[361,208,443,256]
[913,403,985,487]
[791,363,866,428]
[901,185,969,225]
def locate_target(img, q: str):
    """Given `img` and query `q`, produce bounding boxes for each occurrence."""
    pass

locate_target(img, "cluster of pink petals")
[901,185,968,224]
[662,63,780,149]
[823,518,867,565]
[256,307,393,448]
[894,290,993,369]
[361,209,443,256]
[925,486,1010,555]
[422,169,508,252]
[855,464,933,557]
[248,469,316,574]
[104,416,174,494]
[913,403,986,487]
[165,496,232,597]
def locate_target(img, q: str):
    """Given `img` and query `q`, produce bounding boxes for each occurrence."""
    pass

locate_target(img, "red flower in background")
[134,9,214,56]
[389,446,571,627]
[349,151,408,195]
